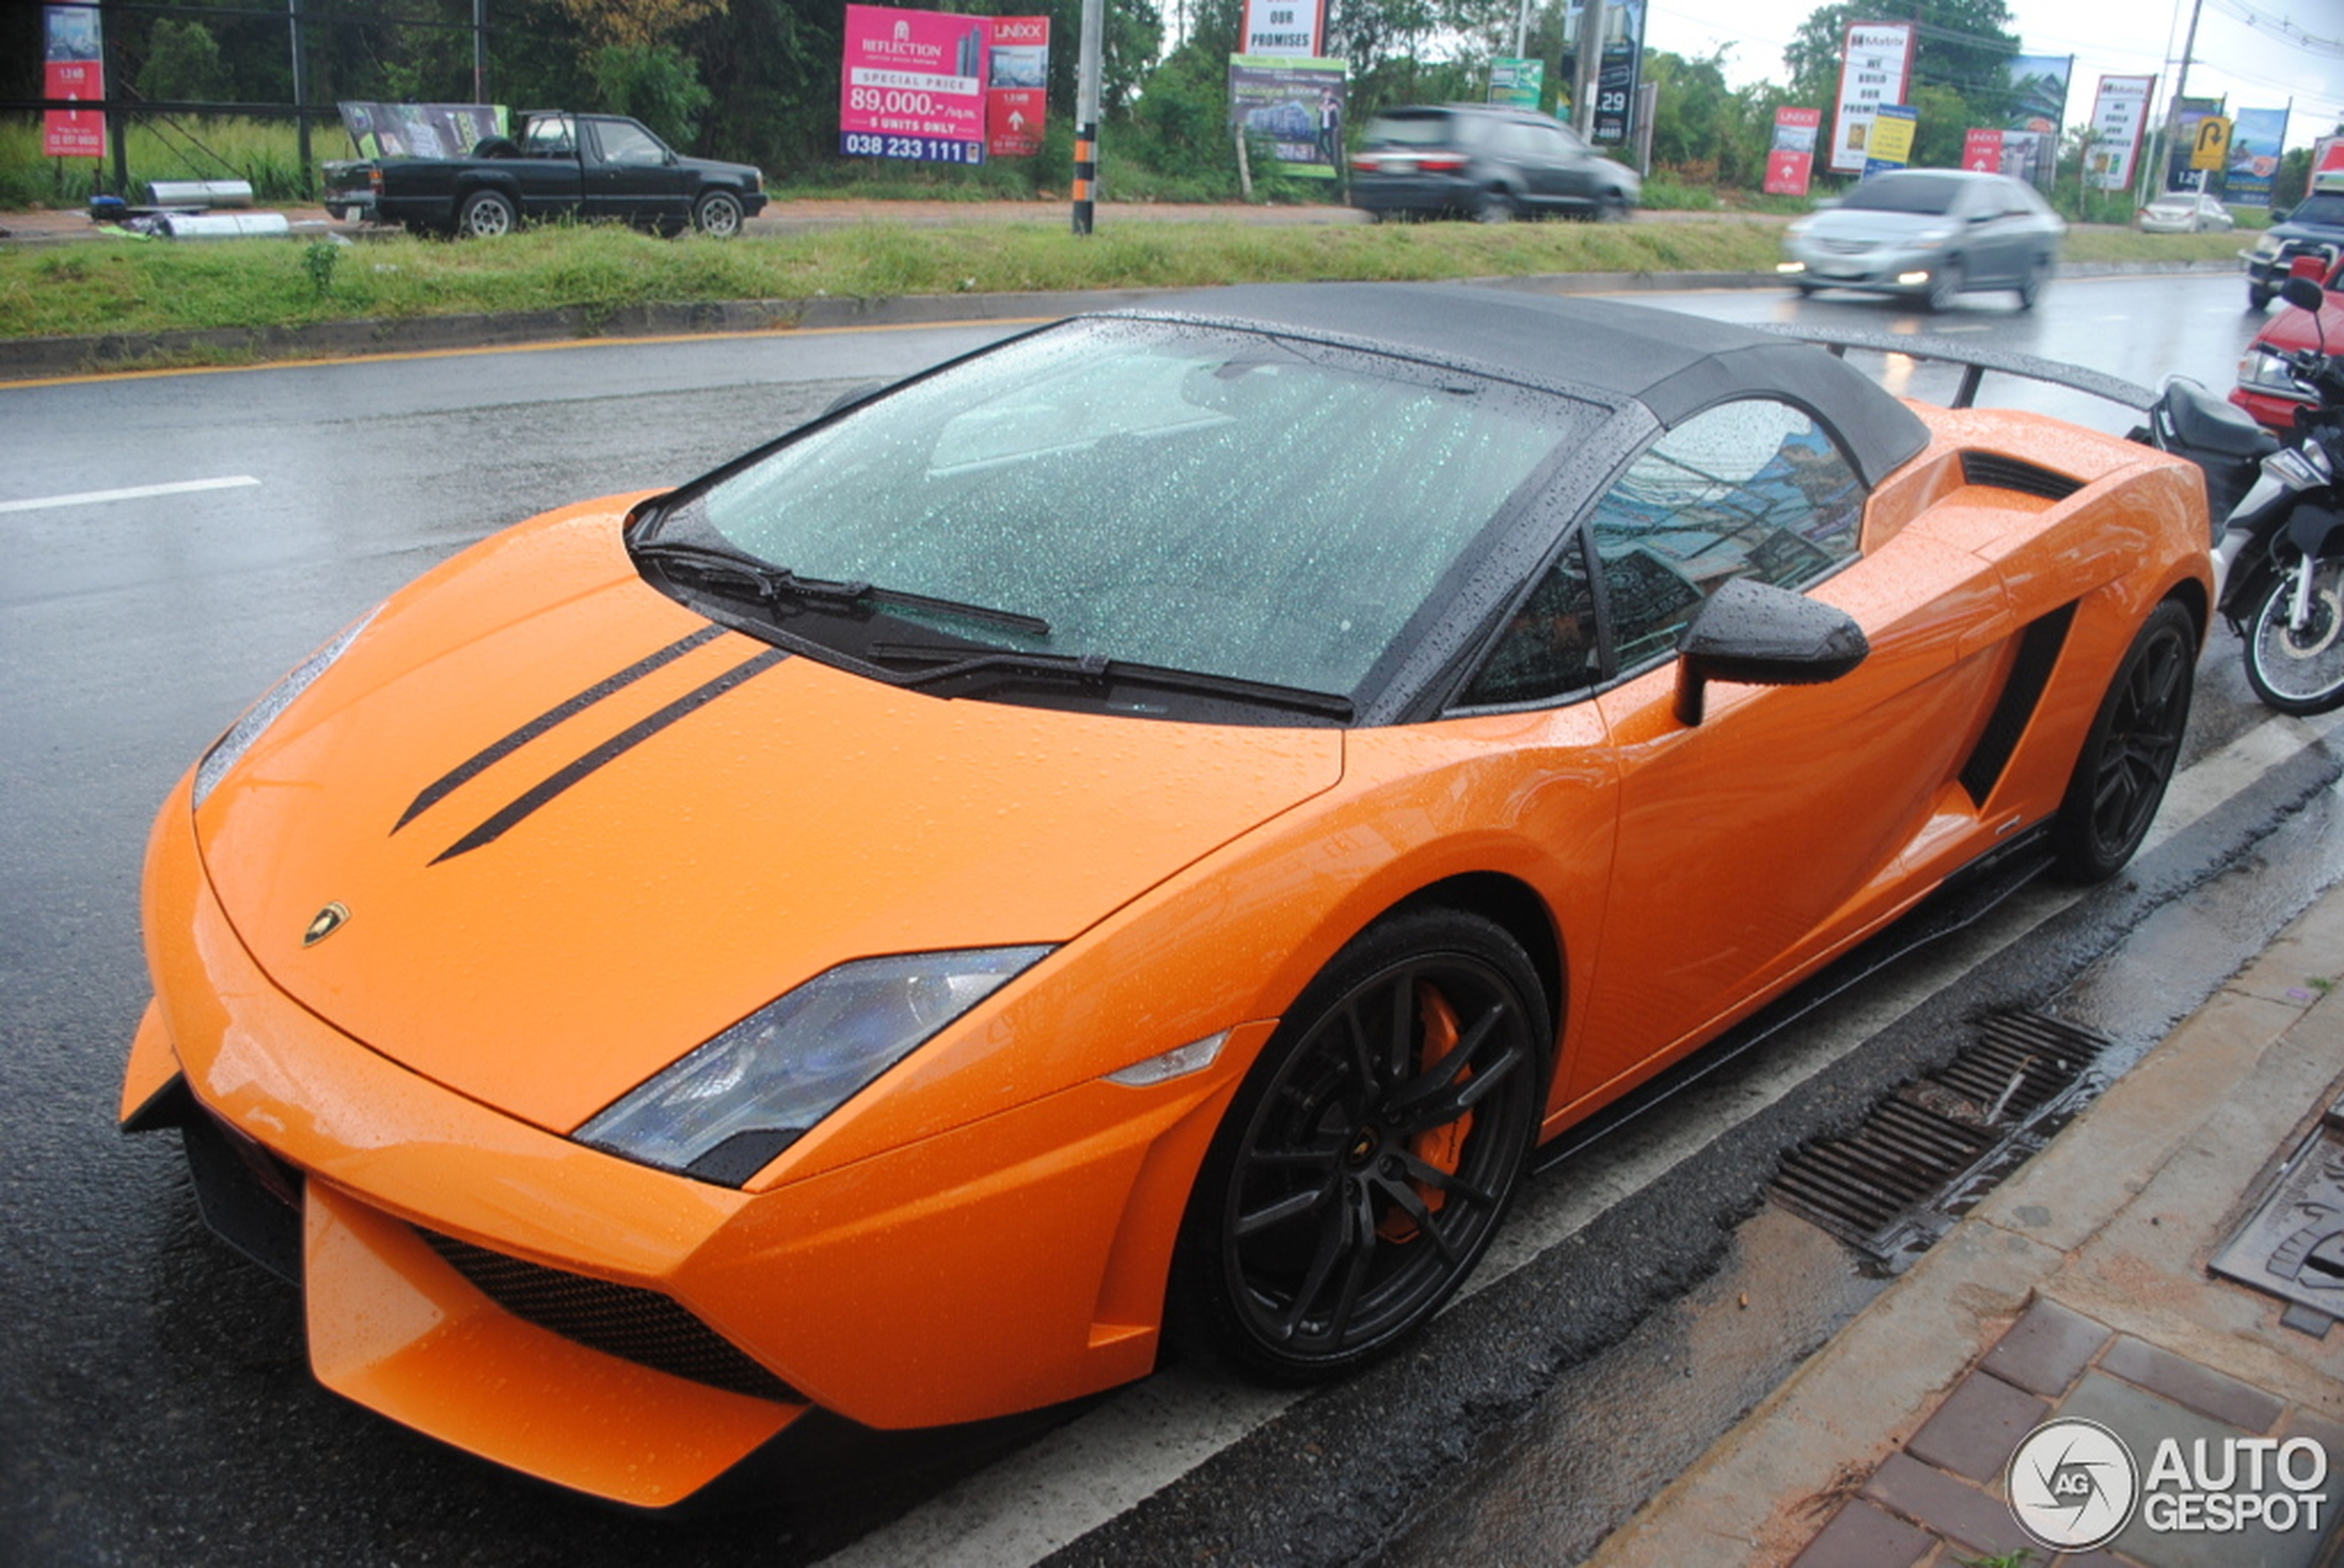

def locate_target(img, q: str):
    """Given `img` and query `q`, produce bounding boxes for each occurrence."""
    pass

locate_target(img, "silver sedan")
[1779,169,2066,311]
[2137,190,2234,233]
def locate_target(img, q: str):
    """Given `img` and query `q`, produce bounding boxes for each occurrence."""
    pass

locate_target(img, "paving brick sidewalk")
[1587,884,2344,1568]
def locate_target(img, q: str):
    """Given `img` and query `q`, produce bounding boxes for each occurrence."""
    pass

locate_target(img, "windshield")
[1839,174,1963,216]
[1364,113,1467,148]
[645,317,1593,707]
[2291,194,2344,227]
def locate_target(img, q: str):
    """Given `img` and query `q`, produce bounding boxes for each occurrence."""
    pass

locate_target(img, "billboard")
[840,4,989,165]
[1490,57,1543,112]
[1227,56,1345,179]
[1830,22,1917,174]
[1240,0,1329,58]
[1862,104,1917,176]
[42,5,104,160]
[2225,107,2289,208]
[987,16,1048,159]
[338,102,506,161]
[2086,74,2155,191]
[1765,107,1822,197]
[1591,0,1646,146]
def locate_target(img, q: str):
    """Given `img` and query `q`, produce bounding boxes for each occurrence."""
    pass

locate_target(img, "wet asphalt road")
[0,273,2328,1566]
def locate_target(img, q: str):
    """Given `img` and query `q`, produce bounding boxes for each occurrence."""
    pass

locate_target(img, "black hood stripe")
[431,648,789,865]
[395,625,726,832]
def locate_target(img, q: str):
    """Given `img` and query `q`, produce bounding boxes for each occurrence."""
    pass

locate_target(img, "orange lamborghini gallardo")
[122,286,2212,1507]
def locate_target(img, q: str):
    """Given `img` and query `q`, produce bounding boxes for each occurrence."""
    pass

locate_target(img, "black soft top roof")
[1123,282,1931,487]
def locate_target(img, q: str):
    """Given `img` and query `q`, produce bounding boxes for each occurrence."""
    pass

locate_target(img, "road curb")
[0,260,2242,382]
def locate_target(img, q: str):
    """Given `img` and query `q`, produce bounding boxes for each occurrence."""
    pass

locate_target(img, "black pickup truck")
[324,111,767,238]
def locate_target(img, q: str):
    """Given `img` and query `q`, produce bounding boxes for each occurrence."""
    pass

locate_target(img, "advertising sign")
[1963,128,2003,173]
[840,4,989,165]
[1862,104,1917,176]
[2006,54,2072,138]
[987,17,1048,159]
[1590,0,1646,146]
[2225,107,2288,208]
[337,102,506,160]
[2086,74,2155,191]
[42,5,104,160]
[1489,57,1544,111]
[1830,22,1917,174]
[1227,56,1345,179]
[1764,107,1822,197]
[1241,0,1329,58]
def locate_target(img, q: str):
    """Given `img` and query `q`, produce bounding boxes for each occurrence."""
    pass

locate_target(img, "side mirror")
[2280,275,2327,314]
[1673,578,1870,726]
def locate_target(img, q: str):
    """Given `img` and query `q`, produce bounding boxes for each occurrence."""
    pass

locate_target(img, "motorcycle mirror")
[2279,275,2327,344]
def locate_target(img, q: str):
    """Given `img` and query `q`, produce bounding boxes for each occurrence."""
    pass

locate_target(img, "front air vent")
[418,1227,803,1404]
[1961,451,2084,502]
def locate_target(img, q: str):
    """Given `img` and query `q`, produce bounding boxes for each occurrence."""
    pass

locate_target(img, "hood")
[2251,293,2344,354]
[196,499,1344,1133]
[1804,208,1962,244]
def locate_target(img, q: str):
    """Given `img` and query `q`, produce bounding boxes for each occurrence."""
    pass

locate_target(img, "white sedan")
[2138,190,2234,233]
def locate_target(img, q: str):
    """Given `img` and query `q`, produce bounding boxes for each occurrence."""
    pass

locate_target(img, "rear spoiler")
[1756,324,2157,413]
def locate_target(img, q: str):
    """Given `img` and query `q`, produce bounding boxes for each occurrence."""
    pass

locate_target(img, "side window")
[523,116,574,156]
[1588,400,1865,675]
[593,121,667,167]
[1459,536,1600,707]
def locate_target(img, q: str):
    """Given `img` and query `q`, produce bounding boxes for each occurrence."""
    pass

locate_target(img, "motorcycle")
[2145,273,2344,714]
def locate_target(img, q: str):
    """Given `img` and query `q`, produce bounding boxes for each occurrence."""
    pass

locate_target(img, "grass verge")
[0,217,2246,353]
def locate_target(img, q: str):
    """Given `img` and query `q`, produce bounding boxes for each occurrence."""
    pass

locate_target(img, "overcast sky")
[1639,0,2344,151]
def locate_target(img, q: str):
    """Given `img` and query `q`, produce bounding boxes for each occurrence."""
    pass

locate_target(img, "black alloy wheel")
[1172,909,1547,1382]
[2052,601,2195,882]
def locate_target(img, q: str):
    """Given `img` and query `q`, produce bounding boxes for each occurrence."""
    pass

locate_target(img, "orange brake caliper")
[1378,982,1473,1242]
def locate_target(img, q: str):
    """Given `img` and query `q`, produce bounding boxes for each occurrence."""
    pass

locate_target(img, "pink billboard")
[841,4,989,165]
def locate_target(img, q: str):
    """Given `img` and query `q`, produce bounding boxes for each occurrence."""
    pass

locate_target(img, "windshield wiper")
[634,539,1050,636]
[867,642,1356,721]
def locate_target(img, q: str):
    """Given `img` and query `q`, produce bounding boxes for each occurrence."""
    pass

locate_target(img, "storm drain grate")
[1769,1011,2112,1261]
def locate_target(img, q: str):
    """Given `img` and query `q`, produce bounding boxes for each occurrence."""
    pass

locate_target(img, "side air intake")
[1961,452,2083,503]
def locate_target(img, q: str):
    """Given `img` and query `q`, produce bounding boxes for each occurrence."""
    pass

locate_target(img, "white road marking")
[0,475,260,514]
[814,704,2344,1568]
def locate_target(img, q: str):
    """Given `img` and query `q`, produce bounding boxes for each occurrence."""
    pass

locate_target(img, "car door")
[1967,179,2027,285]
[1560,399,2012,1108]
[580,117,690,225]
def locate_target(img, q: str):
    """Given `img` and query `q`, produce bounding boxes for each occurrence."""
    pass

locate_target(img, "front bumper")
[126,772,1250,1505]
[1778,237,1949,295]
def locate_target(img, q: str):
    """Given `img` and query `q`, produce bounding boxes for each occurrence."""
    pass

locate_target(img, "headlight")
[192,606,379,808]
[2255,233,2283,257]
[578,944,1055,1186]
[1916,225,1956,247]
[1786,218,1812,239]
[2238,346,2313,398]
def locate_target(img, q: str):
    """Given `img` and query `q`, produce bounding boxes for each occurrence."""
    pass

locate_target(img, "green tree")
[589,43,714,148]
[137,18,231,104]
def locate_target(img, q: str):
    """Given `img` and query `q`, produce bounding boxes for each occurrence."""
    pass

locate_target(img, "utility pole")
[288,0,312,196]
[2140,0,2206,207]
[1072,0,1103,233]
[1572,0,1607,138]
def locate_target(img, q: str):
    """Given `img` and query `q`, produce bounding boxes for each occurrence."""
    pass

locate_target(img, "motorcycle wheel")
[2243,557,2344,715]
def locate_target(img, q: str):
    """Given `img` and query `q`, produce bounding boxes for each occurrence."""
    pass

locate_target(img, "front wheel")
[1924,258,1964,311]
[2051,601,2195,882]
[692,189,746,238]
[2243,557,2344,715]
[2249,281,2274,311]
[1169,908,1547,1382]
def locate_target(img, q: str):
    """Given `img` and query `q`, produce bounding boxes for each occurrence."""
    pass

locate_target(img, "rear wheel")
[2052,602,2195,882]
[2017,256,2050,310]
[1170,908,1547,1382]
[1471,187,1516,223]
[455,188,516,239]
[2243,557,2344,715]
